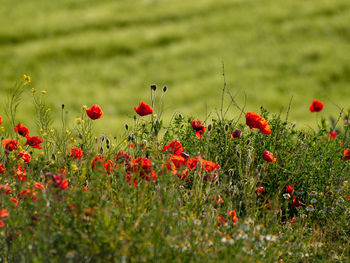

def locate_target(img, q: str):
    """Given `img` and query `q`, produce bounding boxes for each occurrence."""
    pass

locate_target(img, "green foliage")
[0,79,349,262]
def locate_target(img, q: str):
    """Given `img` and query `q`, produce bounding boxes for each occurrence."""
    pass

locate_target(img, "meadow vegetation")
[0,77,349,262]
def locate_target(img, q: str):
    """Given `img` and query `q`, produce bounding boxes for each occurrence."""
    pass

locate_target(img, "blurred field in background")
[0,0,349,134]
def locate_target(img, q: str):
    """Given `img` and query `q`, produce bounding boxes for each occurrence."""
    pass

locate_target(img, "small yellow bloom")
[65,129,71,135]
[50,160,55,165]
[46,108,51,113]
[82,105,87,110]
[50,129,55,134]
[41,90,47,95]
[57,151,61,155]
[23,74,31,84]
[71,164,78,171]
[75,118,82,124]
[0,126,5,132]
[31,88,36,93]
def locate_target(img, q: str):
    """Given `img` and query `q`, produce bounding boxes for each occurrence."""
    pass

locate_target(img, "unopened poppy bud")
[125,124,129,130]
[163,85,167,92]
[62,104,65,109]
[106,144,110,149]
[101,137,105,142]
[78,133,83,139]
[151,84,157,91]
[246,139,251,145]
[231,129,242,138]
[106,138,110,145]
[236,151,240,158]
[207,124,212,132]
[178,114,183,119]
[99,147,104,154]
[51,153,56,160]
[134,115,137,121]
[261,141,265,146]
[224,124,229,132]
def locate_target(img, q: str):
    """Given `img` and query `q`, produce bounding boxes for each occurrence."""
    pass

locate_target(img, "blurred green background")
[0,0,349,134]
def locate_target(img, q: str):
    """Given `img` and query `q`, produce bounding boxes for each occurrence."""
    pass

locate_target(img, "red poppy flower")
[286,185,294,194]
[292,198,306,208]
[2,139,20,152]
[0,163,6,174]
[327,131,337,139]
[134,101,153,116]
[70,147,83,159]
[131,157,153,180]
[169,154,186,168]
[60,180,68,190]
[191,120,206,139]
[91,156,105,170]
[256,187,264,196]
[163,140,183,155]
[34,182,45,190]
[309,99,324,112]
[0,185,11,195]
[86,104,103,120]
[186,156,204,170]
[17,150,32,163]
[245,112,271,135]
[203,160,220,172]
[9,197,18,207]
[0,209,8,218]
[0,116,2,125]
[25,136,43,149]
[228,209,238,225]
[217,216,227,226]
[14,123,30,137]
[262,151,277,162]
[231,129,242,139]
[343,149,350,160]
[104,160,117,175]
[14,164,26,182]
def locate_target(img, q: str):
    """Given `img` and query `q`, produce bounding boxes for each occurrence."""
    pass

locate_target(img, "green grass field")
[1,0,350,133]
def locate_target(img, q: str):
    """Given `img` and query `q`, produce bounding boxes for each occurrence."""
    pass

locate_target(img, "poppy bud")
[246,139,251,145]
[99,147,104,154]
[51,153,56,160]
[207,124,212,132]
[163,86,167,92]
[106,144,110,149]
[150,84,157,91]
[178,114,183,119]
[62,104,65,109]
[134,115,137,121]
[101,137,105,142]
[106,138,110,145]
[224,124,229,132]
[125,124,129,131]
[231,129,242,138]
[78,133,83,139]
[236,151,240,158]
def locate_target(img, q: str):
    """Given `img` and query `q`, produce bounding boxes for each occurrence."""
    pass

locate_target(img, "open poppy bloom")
[256,187,264,196]
[86,104,103,120]
[246,112,271,135]
[286,185,294,194]
[163,140,183,156]
[17,150,32,163]
[262,151,277,162]
[134,101,153,116]
[70,147,84,159]
[343,149,350,160]
[14,123,30,137]
[228,209,238,225]
[91,156,105,170]
[217,216,227,226]
[25,136,43,149]
[191,120,206,139]
[309,99,324,112]
[0,163,6,174]
[327,130,337,139]
[0,116,2,125]
[2,139,20,152]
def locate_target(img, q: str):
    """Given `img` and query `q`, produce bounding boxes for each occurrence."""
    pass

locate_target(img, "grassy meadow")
[1,0,350,134]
